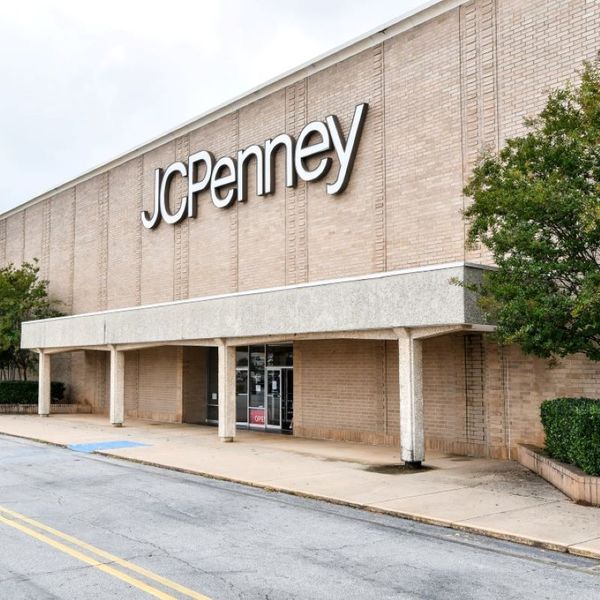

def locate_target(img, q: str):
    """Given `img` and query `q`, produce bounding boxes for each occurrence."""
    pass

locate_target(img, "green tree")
[0,260,61,380]
[464,56,600,361]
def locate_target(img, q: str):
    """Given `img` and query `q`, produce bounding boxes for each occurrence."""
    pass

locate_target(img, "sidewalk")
[2,413,600,559]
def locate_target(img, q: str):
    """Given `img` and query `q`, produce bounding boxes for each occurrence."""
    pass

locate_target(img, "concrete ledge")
[517,444,600,506]
[22,263,488,349]
[0,404,92,415]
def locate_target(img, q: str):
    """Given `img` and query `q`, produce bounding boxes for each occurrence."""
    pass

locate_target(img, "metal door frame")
[266,367,282,430]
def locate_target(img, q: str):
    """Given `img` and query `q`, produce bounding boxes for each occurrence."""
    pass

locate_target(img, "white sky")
[0,0,430,214]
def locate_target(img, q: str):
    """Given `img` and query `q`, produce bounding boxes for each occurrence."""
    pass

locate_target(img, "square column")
[218,343,236,442]
[109,347,125,427]
[398,328,425,466]
[38,351,51,417]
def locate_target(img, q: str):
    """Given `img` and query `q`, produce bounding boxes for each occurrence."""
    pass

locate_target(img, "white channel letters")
[141,103,368,229]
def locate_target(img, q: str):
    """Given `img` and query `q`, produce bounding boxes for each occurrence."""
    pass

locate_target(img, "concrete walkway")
[2,413,600,559]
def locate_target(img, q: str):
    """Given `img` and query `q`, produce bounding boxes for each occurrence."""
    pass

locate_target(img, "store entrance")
[266,368,293,431]
[242,344,293,433]
[207,343,293,433]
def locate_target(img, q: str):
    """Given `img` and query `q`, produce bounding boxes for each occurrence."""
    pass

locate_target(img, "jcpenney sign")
[141,103,368,229]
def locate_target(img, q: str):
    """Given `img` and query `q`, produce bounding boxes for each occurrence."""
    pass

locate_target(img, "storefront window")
[249,345,265,409]
[247,346,265,426]
[236,370,248,423]
[207,347,219,423]
[236,347,248,368]
[212,344,293,430]
[267,344,293,367]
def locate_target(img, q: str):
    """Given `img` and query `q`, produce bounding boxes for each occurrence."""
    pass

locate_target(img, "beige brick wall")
[306,47,385,280]
[124,351,140,417]
[136,346,183,423]
[294,339,398,445]
[187,114,238,297]
[423,335,468,451]
[47,189,76,312]
[108,159,143,309]
[69,350,109,414]
[71,176,105,314]
[496,0,600,144]
[5,212,24,266]
[293,336,480,452]
[23,202,44,268]
[385,9,465,270]
[483,341,600,458]
[140,144,176,306]
[237,91,288,291]
[291,334,600,458]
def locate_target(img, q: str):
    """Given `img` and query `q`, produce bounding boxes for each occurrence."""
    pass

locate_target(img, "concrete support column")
[109,347,125,427]
[38,351,51,417]
[398,328,425,466]
[218,343,236,442]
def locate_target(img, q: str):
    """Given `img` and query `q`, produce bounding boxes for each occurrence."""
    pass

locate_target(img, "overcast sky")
[0,0,429,214]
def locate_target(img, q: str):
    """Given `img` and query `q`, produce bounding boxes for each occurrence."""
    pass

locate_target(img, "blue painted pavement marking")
[67,440,149,453]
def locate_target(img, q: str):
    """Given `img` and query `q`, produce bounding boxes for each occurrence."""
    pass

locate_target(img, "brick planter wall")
[517,444,600,506]
[0,404,92,415]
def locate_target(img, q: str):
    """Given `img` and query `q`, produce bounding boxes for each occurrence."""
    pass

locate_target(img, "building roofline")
[24,261,494,325]
[1,0,468,220]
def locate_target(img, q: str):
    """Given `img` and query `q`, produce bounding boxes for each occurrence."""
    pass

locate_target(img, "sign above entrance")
[141,103,369,229]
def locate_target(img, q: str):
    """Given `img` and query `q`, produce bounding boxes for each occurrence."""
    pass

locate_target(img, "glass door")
[282,369,293,432]
[266,369,282,429]
[230,344,293,432]
[248,345,266,428]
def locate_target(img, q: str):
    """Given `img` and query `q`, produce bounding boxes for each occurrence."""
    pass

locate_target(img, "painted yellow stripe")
[0,505,211,600]
[0,513,176,599]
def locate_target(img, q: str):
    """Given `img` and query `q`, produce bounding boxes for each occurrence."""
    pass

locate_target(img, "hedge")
[0,381,66,405]
[540,397,600,476]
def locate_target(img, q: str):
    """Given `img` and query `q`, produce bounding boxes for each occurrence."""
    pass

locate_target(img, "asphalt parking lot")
[1,434,599,600]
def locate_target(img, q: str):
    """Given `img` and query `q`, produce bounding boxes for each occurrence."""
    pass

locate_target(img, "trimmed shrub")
[0,381,66,405]
[540,398,600,476]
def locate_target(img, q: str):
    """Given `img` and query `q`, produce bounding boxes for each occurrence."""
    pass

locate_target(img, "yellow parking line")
[0,505,211,600]
[0,513,177,599]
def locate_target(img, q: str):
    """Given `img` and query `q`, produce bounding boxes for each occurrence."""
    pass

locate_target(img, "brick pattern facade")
[294,339,399,445]
[2,0,600,455]
[464,334,486,445]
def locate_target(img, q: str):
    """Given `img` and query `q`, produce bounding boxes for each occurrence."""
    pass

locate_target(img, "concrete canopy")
[22,262,491,351]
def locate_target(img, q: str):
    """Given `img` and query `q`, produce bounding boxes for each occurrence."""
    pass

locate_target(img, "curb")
[2,429,599,561]
[95,452,597,559]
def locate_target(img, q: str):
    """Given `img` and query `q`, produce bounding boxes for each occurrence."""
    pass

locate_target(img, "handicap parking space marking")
[67,440,149,453]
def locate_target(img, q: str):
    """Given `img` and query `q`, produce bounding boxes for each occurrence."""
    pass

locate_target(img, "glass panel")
[207,347,219,401]
[236,394,248,423]
[206,347,219,422]
[207,404,219,422]
[236,370,248,423]
[282,369,293,431]
[249,345,265,409]
[236,369,248,395]
[236,347,249,368]
[267,370,281,427]
[266,344,293,367]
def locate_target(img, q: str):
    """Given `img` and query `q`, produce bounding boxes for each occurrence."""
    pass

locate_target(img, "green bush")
[0,381,66,405]
[540,398,600,476]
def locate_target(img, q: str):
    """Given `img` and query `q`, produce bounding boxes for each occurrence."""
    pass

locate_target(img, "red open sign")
[249,408,265,425]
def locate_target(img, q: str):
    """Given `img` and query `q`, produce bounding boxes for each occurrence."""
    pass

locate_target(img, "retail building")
[4,0,600,462]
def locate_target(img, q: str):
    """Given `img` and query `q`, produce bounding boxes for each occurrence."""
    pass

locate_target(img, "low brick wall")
[517,444,600,506]
[0,404,92,415]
